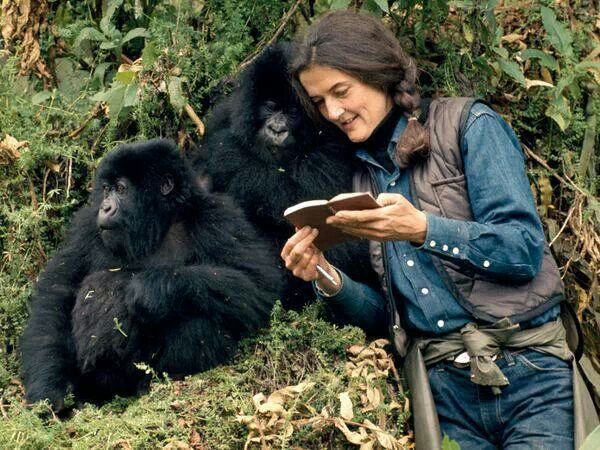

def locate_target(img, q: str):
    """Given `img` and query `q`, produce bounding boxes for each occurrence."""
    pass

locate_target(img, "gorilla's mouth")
[265,129,289,147]
[98,225,119,233]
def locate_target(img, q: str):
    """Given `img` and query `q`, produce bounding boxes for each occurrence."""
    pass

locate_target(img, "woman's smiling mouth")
[340,115,357,130]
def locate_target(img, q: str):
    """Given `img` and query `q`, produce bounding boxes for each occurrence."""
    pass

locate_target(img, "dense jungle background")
[0,0,598,448]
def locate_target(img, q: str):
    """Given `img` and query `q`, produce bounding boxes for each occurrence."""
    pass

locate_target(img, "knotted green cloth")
[415,317,571,395]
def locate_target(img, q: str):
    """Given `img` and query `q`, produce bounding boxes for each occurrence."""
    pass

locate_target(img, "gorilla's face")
[97,175,175,261]
[257,100,300,155]
[97,177,137,258]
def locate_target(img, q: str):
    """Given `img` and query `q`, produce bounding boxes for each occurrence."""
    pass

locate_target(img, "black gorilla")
[20,139,282,409]
[194,43,378,307]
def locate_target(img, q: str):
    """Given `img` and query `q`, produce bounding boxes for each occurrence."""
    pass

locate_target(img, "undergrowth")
[0,0,598,448]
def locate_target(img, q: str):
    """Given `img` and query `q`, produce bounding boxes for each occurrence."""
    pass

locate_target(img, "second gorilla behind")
[195,43,379,308]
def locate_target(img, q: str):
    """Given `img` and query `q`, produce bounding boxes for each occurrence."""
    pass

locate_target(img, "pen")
[316,264,338,286]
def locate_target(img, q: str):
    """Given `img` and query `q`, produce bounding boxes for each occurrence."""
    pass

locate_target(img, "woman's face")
[299,65,393,143]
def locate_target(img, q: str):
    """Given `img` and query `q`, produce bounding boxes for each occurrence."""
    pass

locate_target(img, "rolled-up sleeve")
[421,104,545,282]
[313,270,387,334]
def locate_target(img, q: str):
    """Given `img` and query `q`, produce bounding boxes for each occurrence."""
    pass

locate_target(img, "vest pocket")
[431,175,473,221]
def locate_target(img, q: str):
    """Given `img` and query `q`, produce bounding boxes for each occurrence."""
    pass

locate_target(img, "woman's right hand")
[280,226,341,293]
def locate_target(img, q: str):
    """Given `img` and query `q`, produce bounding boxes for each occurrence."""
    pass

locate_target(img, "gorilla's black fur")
[195,43,378,307]
[20,140,282,409]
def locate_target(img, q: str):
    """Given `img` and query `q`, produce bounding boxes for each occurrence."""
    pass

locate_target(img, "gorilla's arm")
[127,200,280,336]
[20,208,96,409]
[126,264,273,334]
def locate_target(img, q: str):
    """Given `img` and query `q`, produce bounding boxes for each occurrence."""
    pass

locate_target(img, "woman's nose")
[324,99,344,121]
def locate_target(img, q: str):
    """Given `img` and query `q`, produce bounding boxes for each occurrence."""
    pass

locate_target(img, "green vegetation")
[0,0,597,447]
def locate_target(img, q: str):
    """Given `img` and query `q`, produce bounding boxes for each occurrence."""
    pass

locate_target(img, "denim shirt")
[319,103,560,335]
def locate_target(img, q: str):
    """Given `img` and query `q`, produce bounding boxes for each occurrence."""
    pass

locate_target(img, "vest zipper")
[365,165,406,355]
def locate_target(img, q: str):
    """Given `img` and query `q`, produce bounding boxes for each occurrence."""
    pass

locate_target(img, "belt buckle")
[454,351,470,364]
[453,352,499,364]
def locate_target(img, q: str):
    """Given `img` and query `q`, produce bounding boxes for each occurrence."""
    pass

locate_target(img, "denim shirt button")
[406,259,414,267]
[442,244,449,251]
[483,260,491,268]
[390,181,396,187]
[452,247,460,255]
[429,240,436,248]
[421,287,429,295]
[437,320,445,328]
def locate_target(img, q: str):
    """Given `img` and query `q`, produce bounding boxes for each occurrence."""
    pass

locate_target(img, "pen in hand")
[316,264,338,286]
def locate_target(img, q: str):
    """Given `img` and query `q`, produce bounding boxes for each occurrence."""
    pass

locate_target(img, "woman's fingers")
[376,192,405,206]
[281,226,316,259]
[281,227,320,270]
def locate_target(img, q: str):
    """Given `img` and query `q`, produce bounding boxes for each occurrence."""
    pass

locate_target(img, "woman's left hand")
[326,193,427,244]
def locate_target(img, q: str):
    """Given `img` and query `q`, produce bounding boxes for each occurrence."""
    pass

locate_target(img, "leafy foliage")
[0,0,598,447]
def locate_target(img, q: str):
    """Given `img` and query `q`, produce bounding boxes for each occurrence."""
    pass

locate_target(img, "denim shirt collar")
[355,115,408,171]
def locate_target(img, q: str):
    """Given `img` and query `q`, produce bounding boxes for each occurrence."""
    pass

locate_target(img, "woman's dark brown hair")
[290,10,428,168]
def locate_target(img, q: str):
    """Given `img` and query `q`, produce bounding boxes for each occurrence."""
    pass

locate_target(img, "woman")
[280,10,593,450]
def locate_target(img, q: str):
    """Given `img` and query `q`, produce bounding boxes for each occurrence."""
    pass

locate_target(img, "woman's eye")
[334,89,348,98]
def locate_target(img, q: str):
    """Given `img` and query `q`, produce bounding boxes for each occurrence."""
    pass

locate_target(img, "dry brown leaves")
[1,0,52,80]
[0,133,27,165]
[237,339,413,449]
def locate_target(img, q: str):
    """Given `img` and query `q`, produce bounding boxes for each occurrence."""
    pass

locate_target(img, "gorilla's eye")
[102,184,110,197]
[116,182,127,195]
[264,100,278,111]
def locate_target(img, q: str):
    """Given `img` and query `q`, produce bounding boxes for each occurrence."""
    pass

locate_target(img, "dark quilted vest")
[354,98,565,354]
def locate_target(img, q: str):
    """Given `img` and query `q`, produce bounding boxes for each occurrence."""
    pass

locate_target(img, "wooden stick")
[184,104,205,136]
[522,145,588,197]
[238,0,303,70]
[549,195,578,248]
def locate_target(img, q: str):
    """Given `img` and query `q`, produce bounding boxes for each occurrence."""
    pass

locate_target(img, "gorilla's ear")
[160,174,175,196]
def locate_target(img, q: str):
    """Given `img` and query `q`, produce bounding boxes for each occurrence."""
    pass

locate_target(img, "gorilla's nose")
[101,199,115,215]
[268,122,288,134]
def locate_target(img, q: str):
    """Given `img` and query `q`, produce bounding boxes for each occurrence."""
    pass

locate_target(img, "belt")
[446,348,527,366]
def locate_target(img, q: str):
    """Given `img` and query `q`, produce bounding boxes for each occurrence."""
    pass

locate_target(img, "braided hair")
[290,10,429,167]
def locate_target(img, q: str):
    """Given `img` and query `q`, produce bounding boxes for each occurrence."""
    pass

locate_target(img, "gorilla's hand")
[125,271,174,323]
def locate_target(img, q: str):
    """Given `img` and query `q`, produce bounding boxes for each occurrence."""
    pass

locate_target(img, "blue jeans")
[428,349,574,449]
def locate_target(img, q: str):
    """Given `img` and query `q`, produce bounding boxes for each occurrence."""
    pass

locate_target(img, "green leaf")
[545,94,572,131]
[100,0,124,37]
[519,49,559,70]
[540,6,573,58]
[442,434,461,450]
[361,0,384,15]
[74,27,106,49]
[497,58,526,86]
[100,40,119,50]
[114,71,136,85]
[492,47,509,59]
[463,22,474,44]
[122,27,149,44]
[580,425,600,450]
[142,41,158,69]
[168,76,187,112]
[31,91,53,105]
[329,0,351,9]
[574,61,600,74]
[55,58,89,102]
[372,0,389,13]
[122,83,139,108]
[91,84,125,120]
[555,72,575,96]
[92,62,113,88]
[91,79,137,122]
